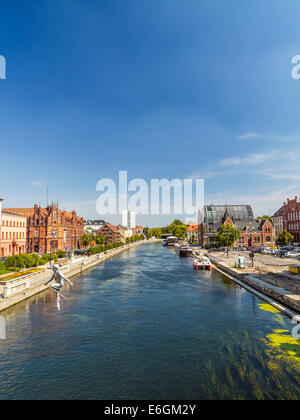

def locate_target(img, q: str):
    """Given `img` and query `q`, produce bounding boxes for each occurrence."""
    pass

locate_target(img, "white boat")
[162,236,178,247]
[193,256,212,271]
[175,243,193,257]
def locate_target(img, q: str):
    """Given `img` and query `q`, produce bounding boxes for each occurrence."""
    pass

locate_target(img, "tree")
[173,219,184,226]
[215,224,241,257]
[256,215,272,222]
[80,233,94,249]
[95,234,106,245]
[277,230,294,246]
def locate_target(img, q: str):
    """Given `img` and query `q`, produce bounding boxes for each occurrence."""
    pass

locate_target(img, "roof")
[272,205,285,218]
[84,220,106,225]
[204,205,254,232]
[187,224,199,232]
[99,223,120,233]
[230,219,272,232]
[1,211,27,219]
[4,206,83,223]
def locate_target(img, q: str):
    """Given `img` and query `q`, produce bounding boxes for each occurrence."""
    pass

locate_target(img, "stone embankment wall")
[0,240,159,313]
[209,255,300,315]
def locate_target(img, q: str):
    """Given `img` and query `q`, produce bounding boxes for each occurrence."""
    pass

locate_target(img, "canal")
[0,243,299,400]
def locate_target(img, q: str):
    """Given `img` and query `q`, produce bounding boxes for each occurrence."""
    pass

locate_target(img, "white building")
[84,219,106,234]
[122,211,136,229]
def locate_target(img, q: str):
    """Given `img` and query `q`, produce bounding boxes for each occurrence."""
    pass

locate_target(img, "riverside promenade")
[205,251,300,317]
[0,239,159,313]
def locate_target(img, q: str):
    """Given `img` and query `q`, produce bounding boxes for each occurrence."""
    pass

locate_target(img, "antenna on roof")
[46,187,48,207]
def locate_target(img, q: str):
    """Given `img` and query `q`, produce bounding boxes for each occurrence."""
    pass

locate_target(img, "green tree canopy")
[95,234,106,245]
[215,224,241,257]
[256,215,272,222]
[277,230,294,246]
[80,233,94,249]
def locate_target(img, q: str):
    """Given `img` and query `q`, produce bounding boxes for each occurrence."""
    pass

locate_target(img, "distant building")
[272,206,285,239]
[222,212,275,248]
[122,211,136,229]
[97,223,121,244]
[201,205,255,247]
[187,224,199,244]
[133,226,144,235]
[273,196,300,243]
[4,204,84,254]
[0,199,27,257]
[84,219,106,234]
[118,225,133,242]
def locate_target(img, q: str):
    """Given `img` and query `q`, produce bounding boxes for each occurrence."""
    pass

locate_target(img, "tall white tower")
[122,210,136,229]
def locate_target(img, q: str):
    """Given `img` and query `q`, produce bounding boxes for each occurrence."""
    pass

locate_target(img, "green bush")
[0,262,7,275]
[88,241,125,256]
[3,252,60,271]
[58,250,66,258]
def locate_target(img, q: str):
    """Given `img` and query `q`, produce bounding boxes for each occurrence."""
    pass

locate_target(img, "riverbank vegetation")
[0,251,66,275]
[88,235,144,255]
[145,220,188,240]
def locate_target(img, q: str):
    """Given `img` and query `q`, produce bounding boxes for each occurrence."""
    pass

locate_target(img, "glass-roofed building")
[201,204,255,247]
[204,205,254,232]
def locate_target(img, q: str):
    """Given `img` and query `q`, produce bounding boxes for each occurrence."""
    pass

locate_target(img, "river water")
[0,243,299,400]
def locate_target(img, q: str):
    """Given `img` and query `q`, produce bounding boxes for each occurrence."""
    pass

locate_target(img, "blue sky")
[1,0,300,226]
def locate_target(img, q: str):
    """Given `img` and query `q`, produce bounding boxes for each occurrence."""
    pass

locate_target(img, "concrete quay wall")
[209,255,300,316]
[0,240,158,313]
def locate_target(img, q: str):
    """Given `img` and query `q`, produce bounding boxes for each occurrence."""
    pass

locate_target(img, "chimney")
[296,196,299,203]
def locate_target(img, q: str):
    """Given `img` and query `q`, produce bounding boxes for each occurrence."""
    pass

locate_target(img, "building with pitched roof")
[200,204,274,248]
[187,224,199,244]
[272,196,300,244]
[97,223,121,244]
[223,217,275,248]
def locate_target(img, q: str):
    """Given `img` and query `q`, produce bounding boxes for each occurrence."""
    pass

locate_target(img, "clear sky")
[1,0,300,226]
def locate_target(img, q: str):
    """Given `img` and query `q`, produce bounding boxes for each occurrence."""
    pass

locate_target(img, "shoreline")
[0,239,160,313]
[208,254,300,318]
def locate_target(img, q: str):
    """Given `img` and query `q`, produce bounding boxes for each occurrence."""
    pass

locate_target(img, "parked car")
[236,246,247,251]
[286,251,300,258]
[276,249,290,258]
[252,247,262,253]
[262,248,272,254]
[74,250,89,256]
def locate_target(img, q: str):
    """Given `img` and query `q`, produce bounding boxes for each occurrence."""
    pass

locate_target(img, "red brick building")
[223,212,275,248]
[97,223,121,244]
[273,196,300,243]
[4,204,84,254]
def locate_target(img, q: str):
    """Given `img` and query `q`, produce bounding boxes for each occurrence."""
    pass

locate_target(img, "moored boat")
[175,243,193,257]
[193,256,212,271]
[162,236,178,247]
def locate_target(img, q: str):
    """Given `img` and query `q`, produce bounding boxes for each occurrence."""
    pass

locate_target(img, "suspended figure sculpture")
[46,264,73,311]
